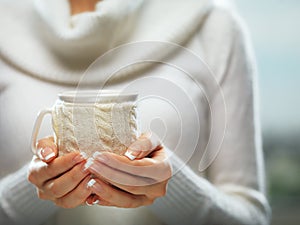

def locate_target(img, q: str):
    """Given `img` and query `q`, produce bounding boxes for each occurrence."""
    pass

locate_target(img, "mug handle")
[31,108,52,154]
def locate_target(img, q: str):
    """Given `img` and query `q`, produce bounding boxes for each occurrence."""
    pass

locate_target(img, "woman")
[0,0,271,224]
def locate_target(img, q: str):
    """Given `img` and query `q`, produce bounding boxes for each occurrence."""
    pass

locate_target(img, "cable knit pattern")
[52,101,138,157]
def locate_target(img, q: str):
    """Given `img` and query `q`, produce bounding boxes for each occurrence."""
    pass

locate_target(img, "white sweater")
[0,0,271,224]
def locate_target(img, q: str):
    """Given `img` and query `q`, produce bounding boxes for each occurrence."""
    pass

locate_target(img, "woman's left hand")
[85,144,172,208]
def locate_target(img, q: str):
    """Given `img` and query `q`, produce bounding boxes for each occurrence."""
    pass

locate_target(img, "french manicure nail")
[124,151,136,160]
[85,200,93,206]
[73,152,87,163]
[80,152,88,159]
[92,199,99,205]
[92,151,102,158]
[84,158,94,171]
[41,147,55,161]
[87,179,96,188]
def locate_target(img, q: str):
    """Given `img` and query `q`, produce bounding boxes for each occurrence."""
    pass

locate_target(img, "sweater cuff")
[149,150,216,225]
[149,150,271,225]
[0,164,58,225]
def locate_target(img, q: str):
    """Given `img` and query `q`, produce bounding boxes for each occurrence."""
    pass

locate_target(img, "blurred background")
[234,0,300,224]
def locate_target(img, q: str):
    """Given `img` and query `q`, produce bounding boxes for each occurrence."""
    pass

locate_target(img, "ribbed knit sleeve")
[0,164,58,225]
[149,153,271,225]
[149,7,271,225]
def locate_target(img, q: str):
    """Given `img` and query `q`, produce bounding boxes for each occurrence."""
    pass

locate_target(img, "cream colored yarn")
[52,101,138,157]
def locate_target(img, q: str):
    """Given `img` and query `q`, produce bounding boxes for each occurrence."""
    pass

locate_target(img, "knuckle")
[27,164,40,183]
[71,166,83,182]
[74,188,88,200]
[70,173,79,183]
[37,189,47,200]
[27,171,36,184]
[44,166,56,178]
[48,183,61,198]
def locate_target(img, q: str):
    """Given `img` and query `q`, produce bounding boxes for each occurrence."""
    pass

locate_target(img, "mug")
[31,90,139,157]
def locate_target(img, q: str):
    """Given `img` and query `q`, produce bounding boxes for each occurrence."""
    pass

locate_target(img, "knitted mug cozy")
[31,90,139,157]
[52,100,138,156]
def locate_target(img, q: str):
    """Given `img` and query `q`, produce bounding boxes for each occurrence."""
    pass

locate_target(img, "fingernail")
[73,152,88,163]
[86,198,99,206]
[40,147,55,161]
[80,152,88,159]
[84,158,94,171]
[87,178,96,188]
[92,151,102,158]
[86,201,93,206]
[92,199,99,205]
[124,151,136,160]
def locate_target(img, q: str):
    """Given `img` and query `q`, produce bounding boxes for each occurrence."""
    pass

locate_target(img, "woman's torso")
[0,34,211,224]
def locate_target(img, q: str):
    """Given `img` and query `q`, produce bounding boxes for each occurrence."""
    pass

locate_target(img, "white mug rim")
[58,90,138,103]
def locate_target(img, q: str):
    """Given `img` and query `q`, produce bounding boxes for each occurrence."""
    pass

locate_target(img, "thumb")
[36,136,58,163]
[124,132,161,160]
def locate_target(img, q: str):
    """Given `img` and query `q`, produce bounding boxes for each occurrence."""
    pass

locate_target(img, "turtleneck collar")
[0,0,213,85]
[34,0,144,64]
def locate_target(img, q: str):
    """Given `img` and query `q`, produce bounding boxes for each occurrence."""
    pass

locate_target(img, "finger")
[36,136,58,162]
[100,178,168,199]
[54,176,93,209]
[88,160,155,186]
[96,200,114,207]
[43,161,90,198]
[84,194,113,207]
[88,178,152,208]
[84,194,100,206]
[28,155,48,187]
[28,152,87,187]
[91,151,172,182]
[124,132,161,160]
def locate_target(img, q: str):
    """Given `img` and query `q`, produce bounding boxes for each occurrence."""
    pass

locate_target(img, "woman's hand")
[123,132,161,160]
[27,137,92,208]
[85,137,172,208]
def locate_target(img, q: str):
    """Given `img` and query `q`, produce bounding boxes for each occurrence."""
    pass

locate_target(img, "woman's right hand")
[27,137,93,208]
